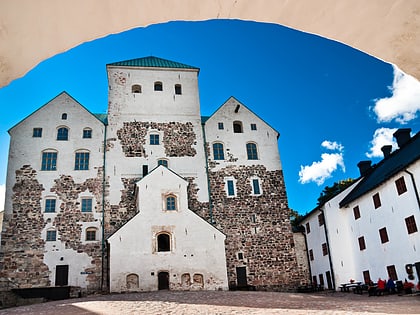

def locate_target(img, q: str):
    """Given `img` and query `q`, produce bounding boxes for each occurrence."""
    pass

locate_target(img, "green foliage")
[317,178,356,206]
[289,208,305,229]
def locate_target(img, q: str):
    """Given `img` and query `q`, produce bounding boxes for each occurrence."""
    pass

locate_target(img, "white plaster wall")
[204,97,281,172]
[108,166,228,292]
[105,65,209,206]
[343,162,420,286]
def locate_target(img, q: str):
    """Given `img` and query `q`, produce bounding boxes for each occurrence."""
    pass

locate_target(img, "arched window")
[158,159,168,168]
[174,84,182,95]
[246,142,258,160]
[154,81,163,91]
[157,233,171,252]
[82,128,92,139]
[57,127,69,141]
[61,113,67,120]
[233,121,243,133]
[86,227,97,241]
[166,195,176,211]
[132,84,142,93]
[126,274,139,289]
[212,143,225,160]
[41,150,58,171]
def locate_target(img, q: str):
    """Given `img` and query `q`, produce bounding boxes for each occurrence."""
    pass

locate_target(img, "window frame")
[165,195,177,211]
[405,215,418,234]
[154,81,163,91]
[379,227,389,244]
[233,121,243,133]
[132,84,142,93]
[74,151,90,171]
[61,113,67,120]
[358,236,366,250]
[46,229,57,241]
[150,134,160,145]
[158,159,168,168]
[81,198,93,213]
[157,232,171,252]
[353,205,361,220]
[309,249,314,261]
[226,179,236,197]
[45,198,56,213]
[82,128,92,139]
[372,192,381,209]
[41,150,58,171]
[322,243,328,256]
[251,178,261,195]
[174,84,182,95]
[305,222,310,234]
[250,123,257,131]
[318,213,325,226]
[387,265,398,281]
[246,142,259,160]
[86,227,97,241]
[218,122,224,130]
[57,126,69,141]
[395,176,407,195]
[212,142,225,160]
[33,127,43,138]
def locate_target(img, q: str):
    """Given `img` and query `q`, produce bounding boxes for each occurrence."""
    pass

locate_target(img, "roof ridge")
[107,56,199,70]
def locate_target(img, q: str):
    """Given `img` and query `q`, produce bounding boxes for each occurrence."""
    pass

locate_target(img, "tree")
[317,178,355,206]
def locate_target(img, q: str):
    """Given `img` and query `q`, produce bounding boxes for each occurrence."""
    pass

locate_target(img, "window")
[61,113,67,120]
[142,165,148,177]
[175,84,182,95]
[45,199,56,213]
[218,122,224,130]
[226,180,235,197]
[132,84,142,93]
[150,134,159,145]
[233,121,243,133]
[213,143,224,160]
[318,213,325,226]
[250,123,257,130]
[252,178,261,195]
[353,206,361,220]
[166,195,176,211]
[395,177,407,195]
[379,227,389,243]
[86,227,97,241]
[154,81,163,91]
[322,243,328,256]
[251,214,257,223]
[82,128,92,139]
[246,143,258,160]
[238,252,244,260]
[312,275,317,285]
[81,198,93,212]
[41,151,57,171]
[157,233,170,252]
[46,230,57,241]
[33,128,42,138]
[405,215,418,234]
[305,222,310,234]
[319,274,324,287]
[363,270,371,284]
[75,151,90,170]
[373,192,381,209]
[57,127,69,141]
[358,236,366,250]
[309,249,314,261]
[387,265,398,281]
[158,159,168,168]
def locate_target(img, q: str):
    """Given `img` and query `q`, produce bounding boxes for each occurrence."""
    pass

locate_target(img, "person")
[367,280,376,296]
[386,278,396,294]
[403,279,414,294]
[377,278,386,296]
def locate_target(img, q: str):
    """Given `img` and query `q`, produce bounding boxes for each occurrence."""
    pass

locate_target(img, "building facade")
[1,56,305,294]
[300,129,420,290]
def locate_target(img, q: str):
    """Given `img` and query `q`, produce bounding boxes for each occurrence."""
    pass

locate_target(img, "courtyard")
[0,290,419,314]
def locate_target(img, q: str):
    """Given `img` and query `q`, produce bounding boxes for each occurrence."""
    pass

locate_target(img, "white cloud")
[372,65,420,124]
[366,127,398,158]
[299,141,345,185]
[0,184,4,212]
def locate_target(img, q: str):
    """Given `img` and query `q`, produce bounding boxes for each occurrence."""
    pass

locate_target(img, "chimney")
[393,128,411,148]
[381,145,392,158]
[357,160,372,177]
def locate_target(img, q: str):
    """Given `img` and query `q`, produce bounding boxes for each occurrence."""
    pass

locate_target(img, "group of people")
[367,277,396,296]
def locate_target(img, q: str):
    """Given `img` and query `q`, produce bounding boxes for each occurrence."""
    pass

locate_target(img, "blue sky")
[0,20,419,214]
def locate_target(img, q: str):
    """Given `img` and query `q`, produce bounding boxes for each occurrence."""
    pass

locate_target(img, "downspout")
[100,123,107,291]
[201,122,214,224]
[320,209,336,290]
[405,169,420,210]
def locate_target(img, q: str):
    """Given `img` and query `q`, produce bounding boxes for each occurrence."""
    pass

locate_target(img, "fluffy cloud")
[372,65,420,124]
[299,141,345,185]
[0,184,4,212]
[366,128,398,158]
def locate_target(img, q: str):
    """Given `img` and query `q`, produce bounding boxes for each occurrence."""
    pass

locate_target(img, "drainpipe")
[201,122,215,224]
[320,209,336,290]
[405,169,420,211]
[100,123,107,291]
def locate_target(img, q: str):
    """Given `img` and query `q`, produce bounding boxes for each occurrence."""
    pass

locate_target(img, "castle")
[1,57,305,294]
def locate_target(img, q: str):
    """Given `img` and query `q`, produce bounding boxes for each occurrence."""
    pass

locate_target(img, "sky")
[0,19,420,214]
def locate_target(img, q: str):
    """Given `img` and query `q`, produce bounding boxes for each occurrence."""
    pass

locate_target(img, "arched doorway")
[158,271,169,290]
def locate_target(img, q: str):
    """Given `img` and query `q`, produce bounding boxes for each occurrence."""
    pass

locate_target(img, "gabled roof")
[8,91,107,133]
[204,96,280,138]
[339,130,420,207]
[107,56,199,71]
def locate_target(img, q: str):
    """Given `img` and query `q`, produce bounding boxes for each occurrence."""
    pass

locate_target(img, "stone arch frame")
[126,273,139,290]
[156,231,171,252]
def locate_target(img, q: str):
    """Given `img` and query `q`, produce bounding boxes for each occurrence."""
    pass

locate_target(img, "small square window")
[218,122,224,130]
[45,199,56,213]
[150,134,159,145]
[81,198,93,212]
[33,128,42,137]
[250,123,257,130]
[46,230,56,241]
[83,129,92,139]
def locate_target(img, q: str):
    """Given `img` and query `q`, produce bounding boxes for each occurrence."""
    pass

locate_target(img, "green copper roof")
[107,56,199,71]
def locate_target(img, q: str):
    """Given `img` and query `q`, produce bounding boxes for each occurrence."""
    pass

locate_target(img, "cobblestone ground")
[0,291,419,315]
